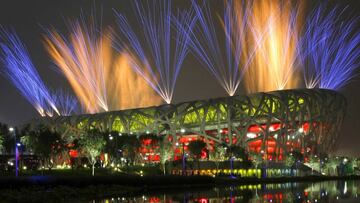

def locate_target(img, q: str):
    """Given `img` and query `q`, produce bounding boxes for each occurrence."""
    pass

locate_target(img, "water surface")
[95,180,360,202]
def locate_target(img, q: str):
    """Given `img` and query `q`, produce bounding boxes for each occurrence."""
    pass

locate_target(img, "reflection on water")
[95,180,360,202]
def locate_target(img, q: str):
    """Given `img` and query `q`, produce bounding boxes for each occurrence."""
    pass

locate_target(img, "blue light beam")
[175,0,254,96]
[113,0,192,104]
[300,5,360,90]
[51,89,79,116]
[0,28,59,117]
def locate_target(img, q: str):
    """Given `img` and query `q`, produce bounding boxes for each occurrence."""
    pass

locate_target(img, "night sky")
[0,0,359,156]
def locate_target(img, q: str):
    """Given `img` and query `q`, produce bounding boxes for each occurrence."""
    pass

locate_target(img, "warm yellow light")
[44,27,162,113]
[243,0,304,93]
[109,53,162,110]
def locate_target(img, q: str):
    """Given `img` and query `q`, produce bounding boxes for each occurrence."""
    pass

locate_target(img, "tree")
[209,144,226,170]
[285,153,296,176]
[0,134,4,153]
[342,158,355,175]
[0,123,11,154]
[117,135,140,165]
[327,157,339,176]
[351,158,360,175]
[101,131,119,166]
[285,154,295,168]
[0,123,15,154]
[21,125,63,170]
[308,155,319,174]
[188,140,206,170]
[291,150,304,163]
[226,145,249,162]
[318,153,329,174]
[159,138,173,174]
[79,130,106,176]
[249,152,263,169]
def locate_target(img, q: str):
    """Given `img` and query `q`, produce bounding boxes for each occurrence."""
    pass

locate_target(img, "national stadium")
[39,88,346,163]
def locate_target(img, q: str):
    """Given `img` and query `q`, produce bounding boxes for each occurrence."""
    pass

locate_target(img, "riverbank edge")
[0,174,359,189]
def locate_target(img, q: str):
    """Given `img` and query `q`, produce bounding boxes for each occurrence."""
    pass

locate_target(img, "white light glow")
[247,133,257,139]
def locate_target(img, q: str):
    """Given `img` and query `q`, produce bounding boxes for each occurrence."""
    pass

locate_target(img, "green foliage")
[79,129,106,165]
[309,155,319,164]
[17,124,64,169]
[20,135,31,151]
[209,144,226,162]
[226,145,248,162]
[291,150,304,162]
[344,161,355,174]
[209,144,226,170]
[159,138,173,174]
[285,154,296,168]
[0,123,14,154]
[160,139,173,163]
[23,125,63,160]
[249,152,263,169]
[0,133,4,153]
[101,131,120,158]
[325,157,340,175]
[353,158,360,169]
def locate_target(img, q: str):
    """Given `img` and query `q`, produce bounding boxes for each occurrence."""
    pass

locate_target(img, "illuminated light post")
[175,141,186,176]
[182,142,186,176]
[9,127,18,177]
[180,129,187,176]
[230,156,236,178]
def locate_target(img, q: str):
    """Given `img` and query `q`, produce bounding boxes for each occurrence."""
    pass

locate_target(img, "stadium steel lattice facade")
[39,88,346,161]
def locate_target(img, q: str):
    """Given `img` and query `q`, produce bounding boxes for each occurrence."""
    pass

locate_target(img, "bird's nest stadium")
[37,88,346,162]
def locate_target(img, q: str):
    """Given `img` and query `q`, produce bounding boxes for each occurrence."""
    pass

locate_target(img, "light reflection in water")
[93,180,360,203]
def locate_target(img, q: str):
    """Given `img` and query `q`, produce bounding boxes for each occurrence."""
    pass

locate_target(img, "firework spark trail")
[244,0,304,93]
[113,0,191,104]
[51,89,79,116]
[0,28,59,117]
[300,5,360,90]
[109,53,163,110]
[45,11,162,113]
[175,0,254,96]
[44,12,109,113]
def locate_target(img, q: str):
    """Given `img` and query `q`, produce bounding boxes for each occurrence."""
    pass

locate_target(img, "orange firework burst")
[44,16,162,113]
[108,53,162,110]
[243,0,304,93]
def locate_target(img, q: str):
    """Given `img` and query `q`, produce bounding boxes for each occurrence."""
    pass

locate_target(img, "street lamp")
[9,127,18,177]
